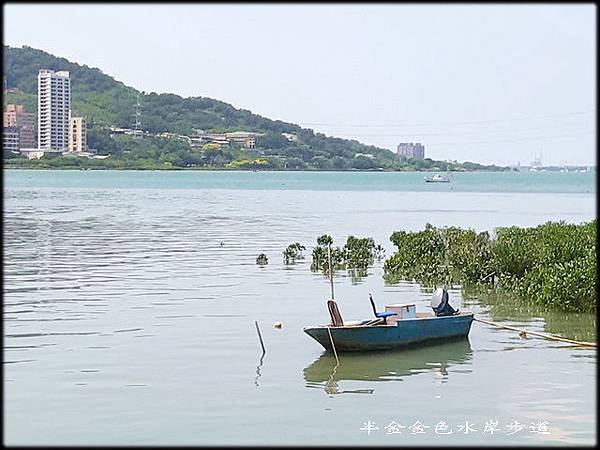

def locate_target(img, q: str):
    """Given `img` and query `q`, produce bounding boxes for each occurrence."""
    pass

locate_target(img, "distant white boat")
[424,173,451,183]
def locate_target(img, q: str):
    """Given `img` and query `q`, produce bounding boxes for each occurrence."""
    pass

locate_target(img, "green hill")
[3,45,510,171]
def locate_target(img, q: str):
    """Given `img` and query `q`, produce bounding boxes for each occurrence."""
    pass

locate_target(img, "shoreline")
[2,167,515,172]
[3,164,583,173]
[2,166,593,173]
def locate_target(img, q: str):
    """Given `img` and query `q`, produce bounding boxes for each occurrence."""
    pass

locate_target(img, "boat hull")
[303,313,474,352]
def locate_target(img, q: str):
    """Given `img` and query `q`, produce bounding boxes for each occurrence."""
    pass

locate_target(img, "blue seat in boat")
[369,293,397,322]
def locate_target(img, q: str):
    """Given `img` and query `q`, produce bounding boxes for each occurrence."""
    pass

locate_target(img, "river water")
[3,170,596,445]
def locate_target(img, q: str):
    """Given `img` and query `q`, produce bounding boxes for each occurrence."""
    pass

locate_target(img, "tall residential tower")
[38,69,70,151]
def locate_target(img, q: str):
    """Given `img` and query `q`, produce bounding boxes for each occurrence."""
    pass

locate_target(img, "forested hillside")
[3,45,509,171]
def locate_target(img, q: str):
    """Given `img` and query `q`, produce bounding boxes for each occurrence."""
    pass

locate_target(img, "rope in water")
[474,317,597,348]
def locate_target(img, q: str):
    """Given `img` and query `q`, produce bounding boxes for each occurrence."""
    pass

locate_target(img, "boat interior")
[322,288,463,329]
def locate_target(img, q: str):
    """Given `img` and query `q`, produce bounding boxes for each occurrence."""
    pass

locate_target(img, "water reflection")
[254,353,265,387]
[463,289,597,343]
[348,268,369,285]
[304,338,473,394]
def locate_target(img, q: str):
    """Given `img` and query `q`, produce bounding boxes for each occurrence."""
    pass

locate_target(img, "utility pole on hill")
[133,93,142,139]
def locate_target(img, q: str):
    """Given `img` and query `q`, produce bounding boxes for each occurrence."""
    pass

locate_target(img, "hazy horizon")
[3,3,596,165]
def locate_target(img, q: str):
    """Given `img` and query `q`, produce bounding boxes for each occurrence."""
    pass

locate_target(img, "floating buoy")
[273,322,282,329]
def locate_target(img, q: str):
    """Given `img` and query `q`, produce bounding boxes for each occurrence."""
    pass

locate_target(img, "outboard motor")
[430,288,458,316]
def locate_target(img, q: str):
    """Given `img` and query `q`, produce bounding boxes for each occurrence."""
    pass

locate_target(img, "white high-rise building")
[38,69,70,151]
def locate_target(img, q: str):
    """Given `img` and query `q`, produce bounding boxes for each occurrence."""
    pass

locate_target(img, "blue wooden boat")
[303,289,473,352]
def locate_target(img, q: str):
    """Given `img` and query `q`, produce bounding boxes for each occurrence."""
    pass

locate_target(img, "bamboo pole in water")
[254,320,266,354]
[328,243,334,300]
[326,244,340,364]
[327,326,340,364]
[474,317,597,348]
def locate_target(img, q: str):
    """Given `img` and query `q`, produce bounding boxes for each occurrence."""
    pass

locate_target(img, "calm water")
[3,170,596,445]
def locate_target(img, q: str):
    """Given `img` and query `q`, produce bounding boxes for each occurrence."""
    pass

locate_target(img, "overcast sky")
[3,3,596,165]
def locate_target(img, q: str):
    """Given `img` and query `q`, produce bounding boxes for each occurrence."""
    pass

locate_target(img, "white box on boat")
[385,303,417,319]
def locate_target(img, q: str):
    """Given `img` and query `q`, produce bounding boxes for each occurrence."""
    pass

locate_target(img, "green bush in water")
[445,226,495,284]
[283,242,306,264]
[344,236,376,269]
[493,221,596,311]
[256,253,268,265]
[310,234,383,273]
[310,235,345,273]
[385,224,448,284]
[383,220,596,312]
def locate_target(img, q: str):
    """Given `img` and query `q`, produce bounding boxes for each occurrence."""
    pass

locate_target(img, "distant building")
[109,126,133,137]
[355,153,375,159]
[4,104,36,148]
[194,131,261,149]
[225,131,260,149]
[202,133,229,147]
[68,116,87,152]
[396,142,425,160]
[38,69,71,151]
[3,126,20,153]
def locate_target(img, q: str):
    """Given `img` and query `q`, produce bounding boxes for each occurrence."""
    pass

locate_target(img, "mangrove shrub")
[283,242,306,264]
[383,221,596,312]
[310,234,383,273]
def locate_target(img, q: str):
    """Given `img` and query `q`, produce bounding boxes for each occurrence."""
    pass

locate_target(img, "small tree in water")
[311,234,344,273]
[310,234,382,274]
[256,253,268,265]
[283,242,306,264]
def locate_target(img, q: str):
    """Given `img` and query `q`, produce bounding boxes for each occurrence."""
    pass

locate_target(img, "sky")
[3,3,596,166]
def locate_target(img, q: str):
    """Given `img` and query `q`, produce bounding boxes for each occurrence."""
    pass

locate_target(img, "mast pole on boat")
[328,243,335,300]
